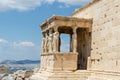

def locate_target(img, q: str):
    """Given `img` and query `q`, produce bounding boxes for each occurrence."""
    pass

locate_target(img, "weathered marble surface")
[31,0,120,80]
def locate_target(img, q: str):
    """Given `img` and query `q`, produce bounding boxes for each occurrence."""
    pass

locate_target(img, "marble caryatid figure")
[44,33,49,53]
[53,31,59,52]
[48,33,53,53]
[41,37,45,53]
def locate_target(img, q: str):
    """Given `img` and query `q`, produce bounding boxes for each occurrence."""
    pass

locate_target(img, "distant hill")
[0,60,40,64]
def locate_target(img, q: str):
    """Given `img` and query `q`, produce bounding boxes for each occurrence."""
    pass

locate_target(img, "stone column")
[53,27,60,53]
[48,29,53,53]
[41,33,45,54]
[44,32,49,53]
[73,28,77,53]
[41,37,45,54]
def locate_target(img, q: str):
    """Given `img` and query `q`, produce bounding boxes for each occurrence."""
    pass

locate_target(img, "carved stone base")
[40,53,78,72]
[30,70,91,80]
[30,70,120,80]
[88,70,120,80]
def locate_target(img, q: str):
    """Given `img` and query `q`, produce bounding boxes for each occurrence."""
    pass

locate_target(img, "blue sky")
[0,0,91,61]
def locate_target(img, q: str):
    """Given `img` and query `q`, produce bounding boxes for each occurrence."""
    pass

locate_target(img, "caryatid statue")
[48,34,53,53]
[41,37,45,53]
[53,31,59,52]
[44,34,49,53]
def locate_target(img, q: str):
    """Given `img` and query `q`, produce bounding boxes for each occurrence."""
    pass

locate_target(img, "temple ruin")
[30,0,120,80]
[40,16,92,71]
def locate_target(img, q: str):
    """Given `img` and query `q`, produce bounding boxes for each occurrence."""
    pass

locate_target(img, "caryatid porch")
[40,16,92,72]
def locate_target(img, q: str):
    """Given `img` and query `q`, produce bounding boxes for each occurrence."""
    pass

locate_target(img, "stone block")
[40,53,78,72]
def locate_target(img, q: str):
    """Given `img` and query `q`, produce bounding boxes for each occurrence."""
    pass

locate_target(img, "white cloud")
[13,41,35,47]
[0,39,40,60]
[44,0,55,4]
[19,41,35,47]
[0,0,55,11]
[0,39,35,47]
[59,4,69,8]
[58,0,91,5]
[0,39,8,44]
[0,0,41,11]
[0,0,91,11]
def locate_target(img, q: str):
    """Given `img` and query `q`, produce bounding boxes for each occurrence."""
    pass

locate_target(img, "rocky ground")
[1,74,14,80]
[0,67,39,80]
[0,60,40,80]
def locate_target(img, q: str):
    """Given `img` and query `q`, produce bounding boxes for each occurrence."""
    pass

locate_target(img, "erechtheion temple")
[30,0,120,80]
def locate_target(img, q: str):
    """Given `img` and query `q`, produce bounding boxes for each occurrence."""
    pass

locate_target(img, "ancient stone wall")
[73,0,120,72]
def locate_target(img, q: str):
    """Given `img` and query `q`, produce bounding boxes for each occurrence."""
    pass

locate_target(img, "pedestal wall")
[40,53,78,72]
